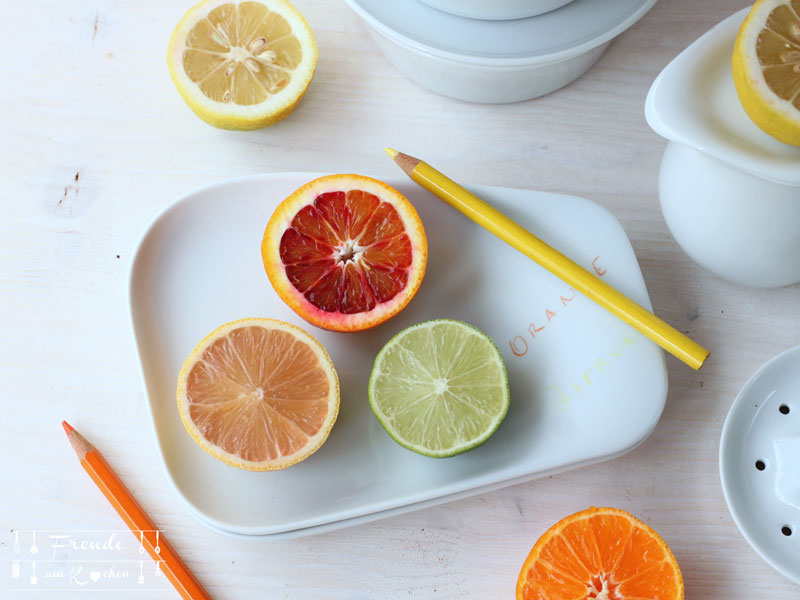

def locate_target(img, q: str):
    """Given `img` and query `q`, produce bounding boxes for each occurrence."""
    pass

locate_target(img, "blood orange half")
[262,174,427,331]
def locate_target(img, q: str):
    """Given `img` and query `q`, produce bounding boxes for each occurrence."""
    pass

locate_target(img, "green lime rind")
[368,319,510,458]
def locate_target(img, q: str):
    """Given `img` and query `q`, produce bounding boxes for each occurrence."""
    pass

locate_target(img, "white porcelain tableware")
[720,345,800,585]
[417,0,575,21]
[129,172,667,537]
[645,9,800,288]
[343,0,658,103]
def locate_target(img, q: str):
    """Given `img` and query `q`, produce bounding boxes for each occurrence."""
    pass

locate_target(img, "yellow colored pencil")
[386,148,709,371]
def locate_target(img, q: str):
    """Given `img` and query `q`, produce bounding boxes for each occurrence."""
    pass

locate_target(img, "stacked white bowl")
[343,0,658,103]
[418,0,577,20]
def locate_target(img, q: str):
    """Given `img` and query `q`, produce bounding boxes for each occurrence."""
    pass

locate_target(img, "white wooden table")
[3,0,799,598]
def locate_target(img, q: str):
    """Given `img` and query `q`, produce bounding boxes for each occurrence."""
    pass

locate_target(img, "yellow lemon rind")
[166,0,318,131]
[731,0,800,147]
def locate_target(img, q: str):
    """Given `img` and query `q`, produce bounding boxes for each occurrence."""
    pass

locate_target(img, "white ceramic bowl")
[363,33,609,104]
[344,0,658,104]
[417,0,575,20]
[719,345,800,585]
[645,9,800,288]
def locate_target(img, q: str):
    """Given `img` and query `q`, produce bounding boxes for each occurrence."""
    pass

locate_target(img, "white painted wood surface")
[2,0,799,598]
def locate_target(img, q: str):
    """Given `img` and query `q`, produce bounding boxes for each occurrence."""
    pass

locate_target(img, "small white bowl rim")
[343,0,657,67]
[645,8,800,187]
[417,0,576,21]
[718,344,800,586]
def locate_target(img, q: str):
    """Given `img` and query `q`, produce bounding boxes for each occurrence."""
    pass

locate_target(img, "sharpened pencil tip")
[62,420,74,436]
[384,147,398,160]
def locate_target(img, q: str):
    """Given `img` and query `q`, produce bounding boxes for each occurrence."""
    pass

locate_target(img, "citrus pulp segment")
[167,0,318,130]
[176,318,339,470]
[368,319,509,458]
[262,174,427,332]
[516,507,684,600]
[732,0,800,145]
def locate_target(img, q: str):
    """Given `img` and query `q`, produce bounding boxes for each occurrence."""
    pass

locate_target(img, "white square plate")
[129,172,667,537]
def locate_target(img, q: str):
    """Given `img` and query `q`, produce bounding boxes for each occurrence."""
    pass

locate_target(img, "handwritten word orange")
[508,256,608,358]
[592,256,607,277]
[509,288,576,356]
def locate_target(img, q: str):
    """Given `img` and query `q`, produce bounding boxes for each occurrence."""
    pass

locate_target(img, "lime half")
[368,319,510,458]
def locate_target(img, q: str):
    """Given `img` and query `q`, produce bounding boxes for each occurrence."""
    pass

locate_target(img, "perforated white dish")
[720,345,800,585]
[129,172,667,537]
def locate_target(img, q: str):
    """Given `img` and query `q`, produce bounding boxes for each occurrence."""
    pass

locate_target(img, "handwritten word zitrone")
[545,333,638,410]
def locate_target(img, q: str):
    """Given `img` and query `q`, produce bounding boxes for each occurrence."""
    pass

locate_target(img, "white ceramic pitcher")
[645,9,800,288]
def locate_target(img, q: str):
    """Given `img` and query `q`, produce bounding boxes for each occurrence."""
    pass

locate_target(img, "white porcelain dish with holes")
[417,0,575,21]
[342,0,658,103]
[645,9,800,288]
[129,172,667,538]
[720,345,800,585]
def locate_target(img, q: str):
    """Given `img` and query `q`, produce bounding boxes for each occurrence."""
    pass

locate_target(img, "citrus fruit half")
[167,0,317,130]
[368,319,509,457]
[176,318,339,470]
[732,0,800,146]
[517,506,684,600]
[262,174,427,332]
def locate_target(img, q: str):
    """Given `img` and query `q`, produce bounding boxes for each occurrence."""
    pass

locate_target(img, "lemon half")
[732,0,800,146]
[167,0,317,130]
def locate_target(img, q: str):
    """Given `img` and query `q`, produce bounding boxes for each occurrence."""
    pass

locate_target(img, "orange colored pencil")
[63,421,212,600]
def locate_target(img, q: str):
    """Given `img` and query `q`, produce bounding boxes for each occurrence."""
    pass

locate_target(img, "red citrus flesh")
[262,175,427,331]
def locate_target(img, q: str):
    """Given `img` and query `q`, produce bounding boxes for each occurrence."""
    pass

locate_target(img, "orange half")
[176,318,339,470]
[261,174,427,332]
[517,507,684,600]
